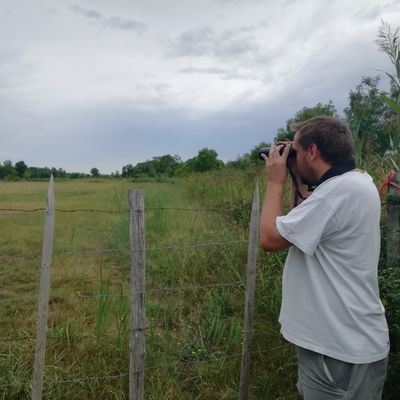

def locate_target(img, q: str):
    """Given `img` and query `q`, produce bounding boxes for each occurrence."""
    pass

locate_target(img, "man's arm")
[259,145,292,252]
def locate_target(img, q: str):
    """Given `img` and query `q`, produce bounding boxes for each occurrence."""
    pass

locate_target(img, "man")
[260,116,389,399]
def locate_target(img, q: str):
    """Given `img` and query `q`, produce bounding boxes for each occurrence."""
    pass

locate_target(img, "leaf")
[390,133,395,149]
[381,93,400,115]
[384,72,400,89]
[396,53,400,78]
[389,156,400,170]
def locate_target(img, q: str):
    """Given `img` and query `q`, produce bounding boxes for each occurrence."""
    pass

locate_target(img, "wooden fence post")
[239,184,260,400]
[32,176,55,400]
[128,190,146,400]
[387,171,400,265]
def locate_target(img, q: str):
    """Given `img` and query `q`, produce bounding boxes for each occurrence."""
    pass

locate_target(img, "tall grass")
[0,176,298,399]
[0,142,398,399]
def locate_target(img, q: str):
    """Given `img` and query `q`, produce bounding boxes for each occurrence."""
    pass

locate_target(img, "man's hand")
[261,143,291,186]
[259,142,292,252]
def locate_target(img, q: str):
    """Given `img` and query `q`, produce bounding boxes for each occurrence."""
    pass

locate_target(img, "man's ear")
[308,143,318,160]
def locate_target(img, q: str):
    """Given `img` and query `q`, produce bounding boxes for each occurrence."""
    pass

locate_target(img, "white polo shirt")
[276,171,390,364]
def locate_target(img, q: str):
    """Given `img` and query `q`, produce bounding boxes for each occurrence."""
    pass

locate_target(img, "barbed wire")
[0,208,46,213]
[0,308,279,343]
[0,269,283,305]
[0,281,242,305]
[0,192,285,392]
[0,343,291,389]
[0,239,248,263]
[0,206,252,214]
[0,307,280,346]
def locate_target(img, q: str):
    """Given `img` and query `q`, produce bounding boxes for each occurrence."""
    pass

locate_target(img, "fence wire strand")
[0,206,251,214]
[0,343,291,389]
[0,271,283,305]
[0,193,276,393]
[0,309,279,343]
[0,239,247,262]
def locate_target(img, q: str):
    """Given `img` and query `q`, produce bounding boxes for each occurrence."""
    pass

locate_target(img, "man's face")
[292,133,319,186]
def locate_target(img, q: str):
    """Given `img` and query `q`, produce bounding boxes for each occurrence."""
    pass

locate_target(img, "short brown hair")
[290,116,355,165]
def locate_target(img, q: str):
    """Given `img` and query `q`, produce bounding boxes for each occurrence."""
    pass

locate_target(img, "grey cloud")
[46,7,60,15]
[180,67,228,74]
[282,0,296,7]
[170,26,215,56]
[0,49,37,91]
[352,5,384,20]
[215,36,259,57]
[72,5,103,20]
[258,19,272,29]
[351,1,399,22]
[0,48,21,63]
[179,66,260,81]
[168,26,259,60]
[212,0,263,4]
[383,0,400,9]
[221,25,256,38]
[221,71,259,80]
[72,5,147,33]
[107,16,147,33]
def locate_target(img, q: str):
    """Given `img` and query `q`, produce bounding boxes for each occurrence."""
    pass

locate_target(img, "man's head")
[290,116,355,186]
[290,116,355,165]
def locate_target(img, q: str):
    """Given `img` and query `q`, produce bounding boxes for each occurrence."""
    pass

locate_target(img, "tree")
[274,101,338,142]
[146,154,182,176]
[185,148,224,173]
[122,164,134,177]
[90,167,100,177]
[2,160,17,180]
[15,161,27,178]
[249,142,271,164]
[122,154,182,178]
[27,166,52,179]
[344,76,396,154]
[3,160,13,173]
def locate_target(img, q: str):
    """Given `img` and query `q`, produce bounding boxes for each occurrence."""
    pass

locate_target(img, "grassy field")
[1,162,399,399]
[0,174,300,399]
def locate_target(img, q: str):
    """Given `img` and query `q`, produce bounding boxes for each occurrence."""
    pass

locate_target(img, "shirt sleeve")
[276,195,336,256]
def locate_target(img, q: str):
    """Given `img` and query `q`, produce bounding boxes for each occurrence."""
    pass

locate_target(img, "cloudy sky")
[1,0,399,174]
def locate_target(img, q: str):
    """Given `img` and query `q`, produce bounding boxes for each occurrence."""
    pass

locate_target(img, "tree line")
[1,21,399,181]
[0,160,90,180]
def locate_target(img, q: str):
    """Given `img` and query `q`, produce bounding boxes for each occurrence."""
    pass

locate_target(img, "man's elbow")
[260,232,291,252]
[260,235,282,252]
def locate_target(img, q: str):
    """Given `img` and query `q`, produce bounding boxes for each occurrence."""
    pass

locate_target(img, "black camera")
[258,145,297,161]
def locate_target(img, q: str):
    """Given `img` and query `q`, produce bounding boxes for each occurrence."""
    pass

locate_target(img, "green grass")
[0,175,298,399]
[1,159,398,399]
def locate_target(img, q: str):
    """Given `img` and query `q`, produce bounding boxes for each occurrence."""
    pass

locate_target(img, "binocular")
[258,145,297,160]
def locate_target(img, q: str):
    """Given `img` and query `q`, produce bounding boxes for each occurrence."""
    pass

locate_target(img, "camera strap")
[289,159,356,205]
[314,159,356,187]
[287,166,307,203]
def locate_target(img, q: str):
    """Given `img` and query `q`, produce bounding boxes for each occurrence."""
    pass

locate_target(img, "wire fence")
[0,185,290,399]
[0,239,248,263]
[0,310,278,343]
[0,273,282,304]
[0,206,252,214]
[0,343,292,390]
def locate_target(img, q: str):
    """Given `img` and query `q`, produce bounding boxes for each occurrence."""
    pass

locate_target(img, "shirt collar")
[308,159,356,191]
[317,160,356,186]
